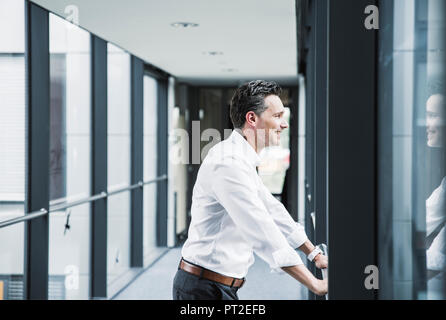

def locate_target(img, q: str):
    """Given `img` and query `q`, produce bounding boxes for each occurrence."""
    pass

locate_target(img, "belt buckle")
[231,278,245,289]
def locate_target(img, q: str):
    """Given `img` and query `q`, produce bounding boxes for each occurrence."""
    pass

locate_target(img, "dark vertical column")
[313,0,328,251]
[311,1,329,300]
[156,79,168,246]
[303,0,316,301]
[327,0,377,299]
[220,89,228,136]
[186,87,199,228]
[24,2,50,300]
[377,0,394,299]
[283,87,299,221]
[90,35,108,298]
[222,89,233,132]
[130,56,144,266]
[376,0,394,299]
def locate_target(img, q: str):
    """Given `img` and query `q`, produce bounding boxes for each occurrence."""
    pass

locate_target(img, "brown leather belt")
[179,259,245,289]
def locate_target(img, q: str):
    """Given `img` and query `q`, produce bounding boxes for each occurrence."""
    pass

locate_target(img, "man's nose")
[281,119,289,129]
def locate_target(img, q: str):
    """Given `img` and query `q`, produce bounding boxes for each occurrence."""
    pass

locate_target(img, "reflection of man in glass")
[426,93,446,281]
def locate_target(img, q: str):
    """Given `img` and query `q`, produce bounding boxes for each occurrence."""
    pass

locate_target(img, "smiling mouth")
[427,130,437,141]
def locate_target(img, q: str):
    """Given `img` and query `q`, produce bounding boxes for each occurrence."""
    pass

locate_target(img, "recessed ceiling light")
[170,22,199,28]
[202,51,223,56]
[222,68,238,72]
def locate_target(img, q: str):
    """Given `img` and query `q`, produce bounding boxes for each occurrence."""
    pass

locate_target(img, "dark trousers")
[172,269,240,300]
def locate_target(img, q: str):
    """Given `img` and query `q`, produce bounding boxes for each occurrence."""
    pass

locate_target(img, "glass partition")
[378,0,446,299]
[48,13,91,299]
[0,0,26,300]
[143,75,158,264]
[107,43,131,288]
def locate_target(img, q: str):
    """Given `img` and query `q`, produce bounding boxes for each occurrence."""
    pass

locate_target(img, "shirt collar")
[230,129,261,167]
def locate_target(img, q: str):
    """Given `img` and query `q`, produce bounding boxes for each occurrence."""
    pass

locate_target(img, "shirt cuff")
[270,246,304,274]
[286,223,309,249]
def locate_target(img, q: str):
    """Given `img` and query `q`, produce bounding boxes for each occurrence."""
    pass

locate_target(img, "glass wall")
[378,0,446,299]
[0,1,168,299]
[107,43,131,288]
[0,0,25,300]
[143,75,158,264]
[48,13,91,300]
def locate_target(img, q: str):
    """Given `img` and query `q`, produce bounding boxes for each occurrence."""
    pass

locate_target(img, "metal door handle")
[310,212,316,230]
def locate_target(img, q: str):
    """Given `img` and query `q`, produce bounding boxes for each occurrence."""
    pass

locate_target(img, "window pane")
[143,75,158,264]
[378,0,446,299]
[0,0,25,300]
[107,43,131,290]
[48,13,91,300]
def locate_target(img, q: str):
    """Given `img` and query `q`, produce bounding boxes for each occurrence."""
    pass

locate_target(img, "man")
[172,80,328,300]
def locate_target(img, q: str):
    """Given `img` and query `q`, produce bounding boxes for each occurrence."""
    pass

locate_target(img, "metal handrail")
[0,208,48,229]
[0,175,167,229]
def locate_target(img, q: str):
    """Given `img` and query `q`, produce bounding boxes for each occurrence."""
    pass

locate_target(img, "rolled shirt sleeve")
[286,224,309,249]
[259,183,309,249]
[211,160,303,271]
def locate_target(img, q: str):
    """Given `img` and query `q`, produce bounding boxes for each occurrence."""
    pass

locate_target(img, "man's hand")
[312,278,328,296]
[282,265,328,296]
[314,254,328,269]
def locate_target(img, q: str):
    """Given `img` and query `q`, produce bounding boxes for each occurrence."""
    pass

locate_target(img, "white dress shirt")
[181,129,308,279]
[426,177,446,271]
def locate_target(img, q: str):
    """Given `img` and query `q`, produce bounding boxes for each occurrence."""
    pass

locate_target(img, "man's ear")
[245,111,257,127]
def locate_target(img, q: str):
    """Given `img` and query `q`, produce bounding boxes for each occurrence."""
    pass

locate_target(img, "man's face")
[426,94,445,148]
[255,95,289,148]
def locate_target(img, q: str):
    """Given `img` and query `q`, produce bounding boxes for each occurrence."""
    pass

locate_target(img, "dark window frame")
[24,1,50,300]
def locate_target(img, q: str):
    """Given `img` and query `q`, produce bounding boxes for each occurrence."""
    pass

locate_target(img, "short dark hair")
[230,80,282,129]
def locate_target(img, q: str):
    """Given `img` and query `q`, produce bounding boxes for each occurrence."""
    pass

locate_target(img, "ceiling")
[31,0,299,85]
